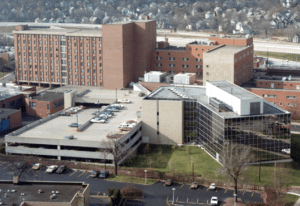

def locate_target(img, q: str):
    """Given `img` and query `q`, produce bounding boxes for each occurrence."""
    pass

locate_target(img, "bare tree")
[216,144,254,203]
[101,137,127,175]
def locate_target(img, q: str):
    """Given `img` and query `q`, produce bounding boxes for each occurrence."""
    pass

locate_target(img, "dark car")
[92,111,101,115]
[60,112,70,116]
[16,162,26,169]
[103,111,114,116]
[68,123,82,127]
[99,170,109,178]
[64,135,74,140]
[138,92,145,97]
[165,179,173,186]
[56,165,67,174]
[90,170,100,178]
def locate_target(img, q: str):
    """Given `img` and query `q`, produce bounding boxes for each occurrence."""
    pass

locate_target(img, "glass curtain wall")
[184,100,198,143]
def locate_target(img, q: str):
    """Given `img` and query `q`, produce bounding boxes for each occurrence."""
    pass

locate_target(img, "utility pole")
[274,162,276,188]
[192,162,194,182]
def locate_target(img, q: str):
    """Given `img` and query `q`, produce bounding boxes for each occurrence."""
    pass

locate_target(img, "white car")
[111,104,124,108]
[210,196,218,205]
[90,118,106,123]
[46,165,58,173]
[117,99,131,103]
[99,114,109,119]
[209,183,216,190]
[281,148,290,154]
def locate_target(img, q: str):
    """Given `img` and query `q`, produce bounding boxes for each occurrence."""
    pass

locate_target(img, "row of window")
[155,57,203,62]
[235,50,253,62]
[18,46,102,55]
[155,63,202,69]
[259,82,297,87]
[18,40,102,48]
[18,34,102,41]
[21,68,103,74]
[263,94,297,99]
[271,102,297,107]
[19,62,102,68]
[19,54,102,61]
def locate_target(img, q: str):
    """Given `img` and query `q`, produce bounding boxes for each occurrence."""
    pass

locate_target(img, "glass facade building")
[183,100,291,163]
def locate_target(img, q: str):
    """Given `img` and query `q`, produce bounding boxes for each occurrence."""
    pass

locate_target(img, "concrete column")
[57,156,61,160]
[57,145,61,150]
[5,143,8,147]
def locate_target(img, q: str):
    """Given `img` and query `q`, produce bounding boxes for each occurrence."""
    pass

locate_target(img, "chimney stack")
[145,16,149,20]
[165,38,168,42]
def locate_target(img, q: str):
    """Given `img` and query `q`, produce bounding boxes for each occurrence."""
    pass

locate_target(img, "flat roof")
[205,45,248,54]
[145,85,286,118]
[31,91,64,102]
[209,81,261,100]
[154,46,186,51]
[0,108,20,119]
[14,90,143,142]
[13,28,102,37]
[175,73,196,77]
[0,181,86,205]
[111,19,155,25]
[0,84,32,101]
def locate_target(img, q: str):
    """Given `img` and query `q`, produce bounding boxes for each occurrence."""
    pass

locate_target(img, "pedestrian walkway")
[294,197,300,206]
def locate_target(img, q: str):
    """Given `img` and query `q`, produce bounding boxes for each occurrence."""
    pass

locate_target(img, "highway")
[156,36,300,54]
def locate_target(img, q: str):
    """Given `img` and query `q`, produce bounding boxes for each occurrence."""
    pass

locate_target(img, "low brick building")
[0,108,22,132]
[25,91,64,118]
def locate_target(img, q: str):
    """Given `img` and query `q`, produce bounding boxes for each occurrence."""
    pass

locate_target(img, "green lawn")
[0,72,9,79]
[284,194,299,206]
[121,144,300,187]
[107,174,158,185]
[254,51,300,62]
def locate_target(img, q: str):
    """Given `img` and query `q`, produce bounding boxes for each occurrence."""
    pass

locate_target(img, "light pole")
[144,170,147,184]
[234,194,237,206]
[97,100,100,113]
[172,188,176,204]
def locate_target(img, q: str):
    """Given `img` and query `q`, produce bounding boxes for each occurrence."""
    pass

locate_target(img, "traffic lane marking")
[78,171,85,177]
[69,170,77,176]
[97,191,100,196]
[4,163,12,169]
[180,184,184,188]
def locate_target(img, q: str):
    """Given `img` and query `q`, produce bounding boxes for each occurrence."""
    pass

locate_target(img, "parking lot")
[0,161,264,206]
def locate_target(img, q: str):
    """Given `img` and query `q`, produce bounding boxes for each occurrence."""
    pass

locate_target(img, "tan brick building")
[13,20,156,89]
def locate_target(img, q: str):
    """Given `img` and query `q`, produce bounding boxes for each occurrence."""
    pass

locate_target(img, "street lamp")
[97,100,100,113]
[144,170,147,184]
[172,188,176,204]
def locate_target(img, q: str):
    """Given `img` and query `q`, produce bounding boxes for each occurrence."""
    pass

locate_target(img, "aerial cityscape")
[0,0,300,206]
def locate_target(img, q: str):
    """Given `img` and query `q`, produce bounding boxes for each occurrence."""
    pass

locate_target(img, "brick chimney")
[145,16,149,20]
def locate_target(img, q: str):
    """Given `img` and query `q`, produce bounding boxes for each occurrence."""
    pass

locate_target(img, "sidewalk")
[294,198,300,206]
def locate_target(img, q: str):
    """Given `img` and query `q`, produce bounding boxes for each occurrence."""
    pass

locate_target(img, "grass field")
[108,174,158,185]
[284,194,299,206]
[254,51,300,62]
[0,72,9,79]
[122,144,300,187]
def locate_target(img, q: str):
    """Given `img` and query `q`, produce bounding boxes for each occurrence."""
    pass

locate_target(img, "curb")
[105,178,160,186]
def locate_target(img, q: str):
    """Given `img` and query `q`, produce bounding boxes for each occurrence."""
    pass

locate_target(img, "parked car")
[165,179,173,186]
[56,165,67,174]
[210,196,218,205]
[90,118,106,123]
[102,111,113,116]
[99,170,109,178]
[60,112,70,116]
[68,123,81,127]
[138,92,145,97]
[117,99,131,103]
[92,111,101,115]
[16,162,26,169]
[209,183,216,190]
[111,104,124,109]
[64,135,74,140]
[46,165,58,173]
[281,148,290,154]
[107,108,119,112]
[32,163,42,170]
[99,114,109,119]
[90,170,100,178]
[191,182,198,189]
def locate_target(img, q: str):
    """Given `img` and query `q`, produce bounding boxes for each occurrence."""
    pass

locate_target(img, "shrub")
[121,186,143,199]
[108,188,122,206]
[172,144,178,151]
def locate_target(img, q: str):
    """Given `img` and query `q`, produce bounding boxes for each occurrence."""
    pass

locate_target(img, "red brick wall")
[256,80,300,90]
[233,46,254,85]
[152,45,216,75]
[9,110,22,129]
[208,36,253,46]
[0,94,23,109]
[25,97,64,118]
[248,88,300,119]
[0,53,10,67]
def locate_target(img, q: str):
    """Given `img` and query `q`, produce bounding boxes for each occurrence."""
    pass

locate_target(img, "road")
[0,73,15,83]
[156,36,300,54]
[0,161,263,206]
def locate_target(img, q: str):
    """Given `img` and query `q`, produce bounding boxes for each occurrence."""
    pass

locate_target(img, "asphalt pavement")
[0,73,15,83]
[0,161,264,206]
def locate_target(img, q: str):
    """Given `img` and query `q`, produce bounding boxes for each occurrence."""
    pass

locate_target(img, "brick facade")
[0,53,10,68]
[248,88,300,119]
[14,20,156,90]
[9,110,22,129]
[25,96,64,118]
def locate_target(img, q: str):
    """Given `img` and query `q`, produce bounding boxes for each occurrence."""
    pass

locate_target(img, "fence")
[0,154,264,191]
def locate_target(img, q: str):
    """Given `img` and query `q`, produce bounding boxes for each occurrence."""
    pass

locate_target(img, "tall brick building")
[152,35,254,86]
[13,20,156,89]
